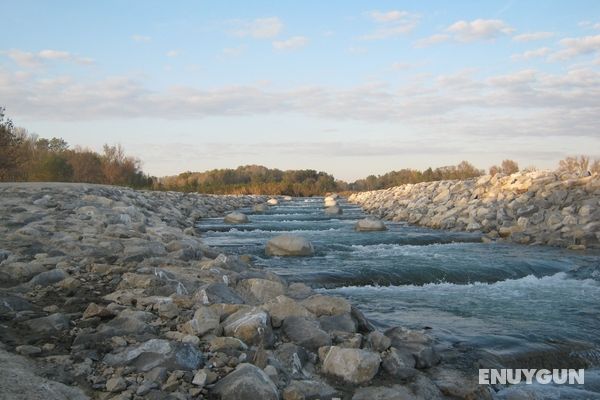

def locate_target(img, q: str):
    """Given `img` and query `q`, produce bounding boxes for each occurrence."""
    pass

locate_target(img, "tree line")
[0,108,152,187]
[2,108,599,194]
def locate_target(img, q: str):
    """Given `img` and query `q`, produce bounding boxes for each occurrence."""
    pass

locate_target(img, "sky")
[1,0,600,181]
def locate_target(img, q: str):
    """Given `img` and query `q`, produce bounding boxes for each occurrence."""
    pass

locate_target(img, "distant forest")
[2,108,597,195]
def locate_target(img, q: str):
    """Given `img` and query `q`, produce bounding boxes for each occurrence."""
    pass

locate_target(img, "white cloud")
[513,32,554,42]
[579,21,600,30]
[446,19,514,41]
[272,36,308,51]
[362,10,419,40]
[368,10,410,23]
[166,50,179,58]
[2,66,599,142]
[414,34,450,48]
[221,46,245,57]
[131,34,151,42]
[511,47,551,61]
[2,49,94,68]
[231,17,283,39]
[551,34,600,60]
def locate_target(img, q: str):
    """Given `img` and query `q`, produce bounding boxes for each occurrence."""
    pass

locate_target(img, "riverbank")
[0,183,494,400]
[349,170,600,249]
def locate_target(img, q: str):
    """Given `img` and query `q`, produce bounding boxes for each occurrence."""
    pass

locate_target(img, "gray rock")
[366,331,392,352]
[24,313,70,335]
[211,363,278,400]
[352,385,418,400]
[355,218,387,231]
[194,283,245,305]
[27,269,68,287]
[265,235,314,257]
[301,294,351,316]
[237,278,285,304]
[222,307,274,347]
[103,339,203,372]
[381,347,417,380]
[224,212,249,224]
[319,313,357,333]
[263,295,314,328]
[321,346,381,384]
[181,306,220,337]
[283,379,338,400]
[283,316,331,351]
[106,377,127,392]
[324,206,342,215]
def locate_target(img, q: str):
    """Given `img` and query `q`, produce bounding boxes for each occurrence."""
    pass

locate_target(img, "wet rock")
[283,316,331,350]
[324,206,342,215]
[355,218,387,232]
[366,331,392,352]
[211,363,279,400]
[321,346,381,384]
[430,368,493,400]
[385,327,440,369]
[265,235,314,257]
[381,347,417,380]
[224,211,249,224]
[319,313,357,333]
[253,204,268,213]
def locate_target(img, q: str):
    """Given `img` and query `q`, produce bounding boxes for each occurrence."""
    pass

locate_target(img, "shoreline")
[348,170,600,250]
[0,182,496,399]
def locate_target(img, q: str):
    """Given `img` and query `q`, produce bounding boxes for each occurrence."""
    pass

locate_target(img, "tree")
[501,159,519,174]
[489,165,501,176]
[558,156,591,176]
[28,153,73,182]
[0,107,23,180]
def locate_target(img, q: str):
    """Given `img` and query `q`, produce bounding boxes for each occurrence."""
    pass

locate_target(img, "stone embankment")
[0,182,492,400]
[349,171,600,249]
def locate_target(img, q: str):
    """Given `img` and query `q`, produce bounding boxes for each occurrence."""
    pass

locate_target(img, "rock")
[324,198,337,207]
[355,218,387,232]
[301,294,351,316]
[267,198,279,206]
[103,339,203,372]
[106,377,127,392]
[324,206,342,215]
[27,269,68,286]
[282,316,331,350]
[192,369,208,386]
[24,313,70,335]
[265,235,314,257]
[0,348,89,400]
[253,204,268,213]
[211,363,279,400]
[237,278,286,304]
[15,345,42,356]
[181,306,220,336]
[321,346,381,384]
[209,336,248,352]
[222,307,273,347]
[263,295,314,327]
[366,331,391,352]
[83,303,114,319]
[157,301,179,319]
[318,313,357,333]
[224,211,249,224]
[283,379,338,400]
[385,327,440,369]
[431,368,493,400]
[381,347,417,380]
[283,196,293,201]
[352,385,418,400]
[194,283,245,305]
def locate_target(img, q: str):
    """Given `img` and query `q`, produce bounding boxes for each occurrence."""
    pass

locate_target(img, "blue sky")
[1,1,600,180]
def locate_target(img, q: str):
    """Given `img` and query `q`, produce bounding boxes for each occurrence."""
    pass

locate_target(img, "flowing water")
[198,197,600,398]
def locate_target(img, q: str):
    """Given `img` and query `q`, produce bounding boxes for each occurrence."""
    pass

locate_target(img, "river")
[198,196,600,399]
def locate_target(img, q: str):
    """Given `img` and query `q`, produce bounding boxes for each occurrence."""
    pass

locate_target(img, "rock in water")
[253,203,268,213]
[321,346,381,384]
[265,235,314,257]
[267,198,279,206]
[324,205,343,215]
[355,217,387,231]
[211,363,279,400]
[324,198,337,207]
[283,195,293,201]
[224,211,249,224]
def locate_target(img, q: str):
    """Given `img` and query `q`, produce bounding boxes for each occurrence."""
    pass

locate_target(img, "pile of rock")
[323,194,343,215]
[0,182,491,399]
[349,171,600,249]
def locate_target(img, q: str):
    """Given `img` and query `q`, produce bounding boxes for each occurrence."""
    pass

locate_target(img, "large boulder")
[263,295,314,327]
[283,196,293,201]
[355,218,387,232]
[324,198,338,207]
[211,363,278,400]
[224,212,249,224]
[324,206,342,215]
[321,346,381,384]
[253,204,268,213]
[301,294,351,316]
[181,306,220,337]
[237,278,286,304]
[265,235,314,257]
[267,198,279,206]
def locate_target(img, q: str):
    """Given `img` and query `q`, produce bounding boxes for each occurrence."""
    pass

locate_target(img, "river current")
[198,197,600,399]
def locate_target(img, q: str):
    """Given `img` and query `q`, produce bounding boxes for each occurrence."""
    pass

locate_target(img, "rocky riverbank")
[0,183,492,400]
[349,171,600,249]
